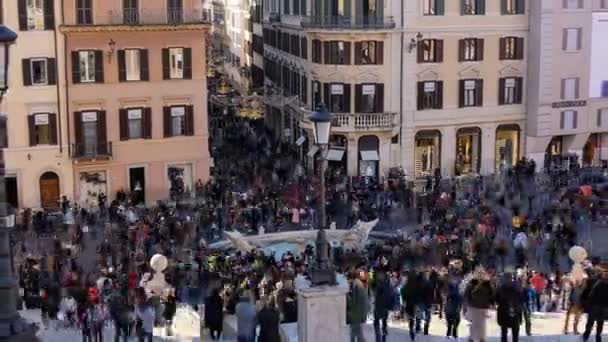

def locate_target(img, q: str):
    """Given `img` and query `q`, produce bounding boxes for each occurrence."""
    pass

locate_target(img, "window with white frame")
[330,84,345,113]
[564,28,581,51]
[421,81,439,109]
[597,108,608,127]
[561,110,577,130]
[562,78,579,100]
[360,84,376,113]
[27,0,45,30]
[169,48,184,79]
[463,39,478,61]
[125,49,141,81]
[423,0,436,15]
[171,106,186,136]
[79,51,96,83]
[464,80,477,107]
[30,58,48,85]
[504,78,516,104]
[127,108,143,139]
[33,113,50,145]
[564,0,582,9]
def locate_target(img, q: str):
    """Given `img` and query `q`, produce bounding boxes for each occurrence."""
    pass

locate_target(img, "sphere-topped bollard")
[569,246,588,283]
[145,254,172,297]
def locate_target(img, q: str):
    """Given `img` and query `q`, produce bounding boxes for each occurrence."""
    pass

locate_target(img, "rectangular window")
[419,39,443,63]
[33,113,50,145]
[360,84,376,113]
[125,49,141,81]
[462,0,485,15]
[127,108,143,139]
[500,77,521,104]
[423,0,435,15]
[598,108,608,127]
[81,111,98,155]
[76,0,93,24]
[326,41,347,65]
[167,0,183,24]
[330,84,345,112]
[561,78,580,100]
[460,38,483,61]
[564,0,583,9]
[78,50,96,83]
[560,110,577,130]
[312,39,322,63]
[563,28,582,51]
[123,0,138,24]
[358,41,376,64]
[27,0,44,30]
[500,37,524,60]
[30,58,48,85]
[417,81,443,110]
[171,106,186,136]
[460,79,483,107]
[169,47,184,79]
[602,81,608,98]
[502,0,525,14]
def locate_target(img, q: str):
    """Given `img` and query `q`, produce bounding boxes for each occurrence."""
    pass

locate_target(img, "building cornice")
[59,23,209,34]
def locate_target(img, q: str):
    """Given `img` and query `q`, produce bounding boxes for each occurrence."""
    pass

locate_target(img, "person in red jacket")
[530,272,547,311]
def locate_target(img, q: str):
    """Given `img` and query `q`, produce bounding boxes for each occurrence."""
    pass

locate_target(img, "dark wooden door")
[40,172,60,208]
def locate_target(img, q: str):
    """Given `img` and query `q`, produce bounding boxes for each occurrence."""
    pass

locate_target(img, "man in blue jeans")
[135,291,155,342]
[235,295,257,342]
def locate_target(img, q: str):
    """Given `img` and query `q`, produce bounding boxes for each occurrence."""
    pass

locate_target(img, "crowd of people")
[11,113,608,342]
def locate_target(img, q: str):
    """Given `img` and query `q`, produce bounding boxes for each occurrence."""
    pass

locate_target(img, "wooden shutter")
[598,109,603,127]
[562,28,568,50]
[417,41,424,63]
[515,77,523,103]
[140,49,149,81]
[560,112,565,129]
[301,0,306,15]
[436,0,445,15]
[94,50,104,83]
[458,40,465,62]
[301,37,307,60]
[183,48,193,79]
[477,0,485,14]
[118,50,126,82]
[560,79,566,99]
[499,38,506,60]
[501,0,507,14]
[49,113,58,145]
[417,82,424,110]
[97,111,107,151]
[71,51,80,84]
[162,48,170,79]
[460,0,466,14]
[323,83,330,107]
[562,0,568,8]
[573,111,578,129]
[516,0,525,13]
[74,112,83,145]
[18,0,28,30]
[343,42,351,65]
[435,81,444,109]
[458,80,465,107]
[576,28,582,50]
[475,39,484,61]
[47,58,56,85]
[302,76,308,104]
[578,0,583,8]
[323,41,330,64]
[163,107,171,137]
[375,84,384,113]
[476,79,484,106]
[355,84,363,112]
[376,41,384,64]
[343,84,351,112]
[574,78,580,99]
[143,108,152,139]
[22,59,31,86]
[44,0,55,30]
[28,115,36,146]
[354,42,362,65]
[498,78,506,105]
[119,109,128,141]
[515,38,524,60]
[185,105,195,136]
[435,40,443,62]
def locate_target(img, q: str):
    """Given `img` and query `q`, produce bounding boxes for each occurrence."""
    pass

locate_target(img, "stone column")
[297,285,349,342]
[441,126,456,178]
[347,136,358,177]
[480,124,496,175]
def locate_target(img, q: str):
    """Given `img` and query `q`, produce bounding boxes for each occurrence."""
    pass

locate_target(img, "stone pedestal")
[297,284,349,342]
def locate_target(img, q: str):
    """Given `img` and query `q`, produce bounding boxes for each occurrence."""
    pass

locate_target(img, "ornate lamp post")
[0,25,36,340]
[308,103,337,286]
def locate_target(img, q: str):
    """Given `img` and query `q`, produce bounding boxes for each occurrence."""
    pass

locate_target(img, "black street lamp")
[0,25,37,340]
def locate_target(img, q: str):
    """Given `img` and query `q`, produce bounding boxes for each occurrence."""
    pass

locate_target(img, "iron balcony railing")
[300,16,395,29]
[65,8,207,26]
[71,142,113,160]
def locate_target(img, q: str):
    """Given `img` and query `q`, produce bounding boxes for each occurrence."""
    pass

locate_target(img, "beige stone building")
[526,0,608,168]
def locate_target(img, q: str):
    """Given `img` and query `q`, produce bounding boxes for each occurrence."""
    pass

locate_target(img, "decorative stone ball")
[150,254,168,273]
[569,246,588,263]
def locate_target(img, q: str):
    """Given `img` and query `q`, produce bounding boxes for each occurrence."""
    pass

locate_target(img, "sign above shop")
[552,100,587,109]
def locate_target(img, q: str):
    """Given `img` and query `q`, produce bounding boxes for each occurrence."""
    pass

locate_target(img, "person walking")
[235,294,257,342]
[582,264,608,342]
[372,270,393,342]
[563,279,585,335]
[400,271,421,341]
[135,291,155,342]
[347,271,369,342]
[257,298,281,342]
[205,288,225,340]
[464,268,495,342]
[496,274,524,342]
[445,279,462,340]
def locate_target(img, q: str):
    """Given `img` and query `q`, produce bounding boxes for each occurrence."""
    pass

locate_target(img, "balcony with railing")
[63,8,207,27]
[300,16,395,30]
[71,142,113,161]
[294,108,398,133]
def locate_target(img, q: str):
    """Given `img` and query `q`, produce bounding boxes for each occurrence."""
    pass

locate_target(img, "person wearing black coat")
[495,275,524,342]
[257,300,281,342]
[582,265,608,342]
[417,272,434,335]
[373,271,392,342]
[400,271,423,341]
[205,289,224,340]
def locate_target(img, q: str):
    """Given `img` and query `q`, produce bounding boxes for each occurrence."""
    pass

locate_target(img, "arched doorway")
[358,135,380,180]
[495,124,521,172]
[40,172,60,209]
[455,127,481,176]
[415,130,441,178]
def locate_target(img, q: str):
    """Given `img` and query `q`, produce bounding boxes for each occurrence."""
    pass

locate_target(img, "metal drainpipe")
[53,8,63,153]
[61,0,71,157]
[399,0,404,150]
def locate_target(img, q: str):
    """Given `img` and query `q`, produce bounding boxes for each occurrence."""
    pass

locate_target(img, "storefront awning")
[307,145,319,158]
[326,149,345,161]
[295,136,306,146]
[360,150,379,161]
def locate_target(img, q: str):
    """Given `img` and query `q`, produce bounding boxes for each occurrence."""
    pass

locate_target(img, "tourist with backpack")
[496,274,524,342]
[464,268,495,342]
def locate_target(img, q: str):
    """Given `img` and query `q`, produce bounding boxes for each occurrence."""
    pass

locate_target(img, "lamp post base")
[0,314,39,342]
